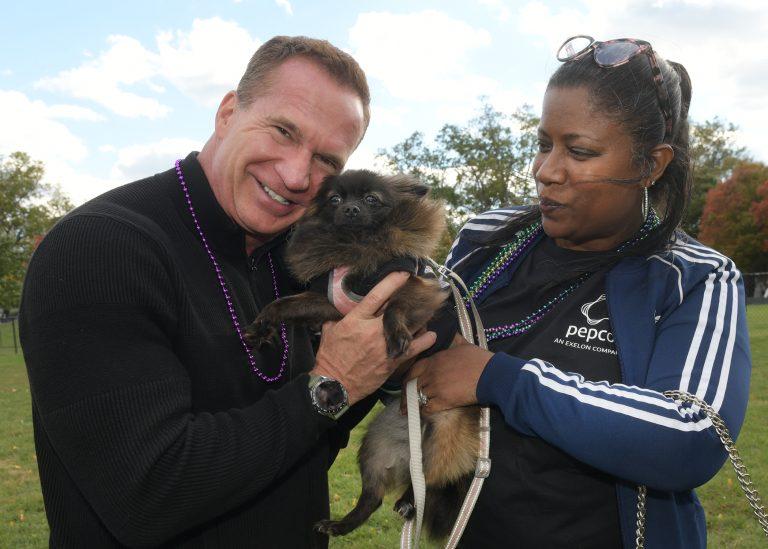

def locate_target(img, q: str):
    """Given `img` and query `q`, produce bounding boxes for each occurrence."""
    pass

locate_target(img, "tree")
[683,118,751,237]
[698,162,768,273]
[377,100,539,259]
[0,152,73,310]
[751,179,768,255]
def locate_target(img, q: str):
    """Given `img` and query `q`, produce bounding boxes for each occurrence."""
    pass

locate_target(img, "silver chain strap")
[634,390,768,548]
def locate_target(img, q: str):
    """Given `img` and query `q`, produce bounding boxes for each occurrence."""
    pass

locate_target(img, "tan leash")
[400,260,491,549]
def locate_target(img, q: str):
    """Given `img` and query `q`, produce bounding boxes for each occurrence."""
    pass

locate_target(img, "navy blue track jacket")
[446,208,752,549]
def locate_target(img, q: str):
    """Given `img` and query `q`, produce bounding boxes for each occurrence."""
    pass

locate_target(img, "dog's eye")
[364,195,379,206]
[329,195,342,205]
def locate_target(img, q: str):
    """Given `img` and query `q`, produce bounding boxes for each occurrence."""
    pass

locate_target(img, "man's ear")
[214,91,238,139]
[648,144,675,184]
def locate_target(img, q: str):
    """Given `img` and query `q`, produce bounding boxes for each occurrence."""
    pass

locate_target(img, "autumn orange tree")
[698,162,768,272]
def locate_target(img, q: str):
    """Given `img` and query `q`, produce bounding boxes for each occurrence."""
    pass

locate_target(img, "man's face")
[206,57,366,248]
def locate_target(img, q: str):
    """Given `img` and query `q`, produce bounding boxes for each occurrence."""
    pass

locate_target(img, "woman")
[408,36,751,548]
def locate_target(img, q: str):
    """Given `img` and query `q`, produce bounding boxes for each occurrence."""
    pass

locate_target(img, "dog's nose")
[344,205,360,217]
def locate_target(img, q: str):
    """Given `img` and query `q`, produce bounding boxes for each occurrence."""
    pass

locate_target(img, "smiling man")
[20,36,435,548]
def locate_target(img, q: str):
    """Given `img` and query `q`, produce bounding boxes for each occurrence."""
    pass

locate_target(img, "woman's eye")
[275,126,290,138]
[364,195,379,205]
[329,195,342,205]
[569,147,597,159]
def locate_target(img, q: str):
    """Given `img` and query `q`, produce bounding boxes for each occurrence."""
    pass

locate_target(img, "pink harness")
[328,266,363,315]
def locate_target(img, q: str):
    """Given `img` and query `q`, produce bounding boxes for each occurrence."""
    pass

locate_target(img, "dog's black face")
[314,170,427,229]
[321,171,394,228]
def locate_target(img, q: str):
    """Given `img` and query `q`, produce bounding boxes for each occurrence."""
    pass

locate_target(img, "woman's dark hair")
[492,45,693,258]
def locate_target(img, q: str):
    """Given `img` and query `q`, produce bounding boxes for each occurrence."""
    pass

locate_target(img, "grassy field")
[1,308,767,548]
[0,320,48,548]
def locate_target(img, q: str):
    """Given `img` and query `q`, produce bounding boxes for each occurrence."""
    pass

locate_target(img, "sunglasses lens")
[557,36,593,61]
[594,42,641,66]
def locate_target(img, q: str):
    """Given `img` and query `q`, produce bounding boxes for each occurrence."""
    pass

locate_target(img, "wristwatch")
[308,374,350,420]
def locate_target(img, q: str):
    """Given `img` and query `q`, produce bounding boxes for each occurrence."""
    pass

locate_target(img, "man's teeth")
[261,182,290,205]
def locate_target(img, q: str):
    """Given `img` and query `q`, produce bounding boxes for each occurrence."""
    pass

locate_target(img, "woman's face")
[533,85,647,251]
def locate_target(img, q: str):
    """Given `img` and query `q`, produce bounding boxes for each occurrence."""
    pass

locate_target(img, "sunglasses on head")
[556,35,672,140]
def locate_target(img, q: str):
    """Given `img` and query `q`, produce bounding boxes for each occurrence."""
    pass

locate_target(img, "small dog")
[246,170,479,540]
[246,169,448,358]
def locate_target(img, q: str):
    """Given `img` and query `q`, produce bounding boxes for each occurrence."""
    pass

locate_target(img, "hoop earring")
[642,186,649,220]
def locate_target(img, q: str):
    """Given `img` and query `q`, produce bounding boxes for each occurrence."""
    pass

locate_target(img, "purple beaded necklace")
[175,159,288,382]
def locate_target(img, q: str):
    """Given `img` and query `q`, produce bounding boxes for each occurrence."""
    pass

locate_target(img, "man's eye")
[318,156,337,169]
[364,195,379,205]
[275,126,290,138]
[537,140,551,152]
[329,195,342,205]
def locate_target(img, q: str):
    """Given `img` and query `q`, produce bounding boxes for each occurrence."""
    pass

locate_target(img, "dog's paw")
[393,499,415,520]
[385,327,412,359]
[314,519,346,537]
[244,318,277,347]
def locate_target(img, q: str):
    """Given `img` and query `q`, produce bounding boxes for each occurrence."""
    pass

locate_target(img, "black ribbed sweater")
[20,153,372,548]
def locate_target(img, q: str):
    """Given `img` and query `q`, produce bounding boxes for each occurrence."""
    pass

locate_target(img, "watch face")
[316,379,345,409]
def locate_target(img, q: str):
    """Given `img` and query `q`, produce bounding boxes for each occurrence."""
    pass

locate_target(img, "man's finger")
[352,271,410,318]
[320,320,337,333]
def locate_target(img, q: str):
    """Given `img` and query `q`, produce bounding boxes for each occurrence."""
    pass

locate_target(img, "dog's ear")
[406,183,429,197]
[392,175,429,197]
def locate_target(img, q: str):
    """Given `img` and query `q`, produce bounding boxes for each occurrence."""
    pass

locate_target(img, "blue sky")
[1,0,766,204]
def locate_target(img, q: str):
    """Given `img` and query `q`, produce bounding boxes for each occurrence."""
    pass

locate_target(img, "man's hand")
[312,272,437,405]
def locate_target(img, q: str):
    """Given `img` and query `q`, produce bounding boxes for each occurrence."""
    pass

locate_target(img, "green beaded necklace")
[466,210,660,342]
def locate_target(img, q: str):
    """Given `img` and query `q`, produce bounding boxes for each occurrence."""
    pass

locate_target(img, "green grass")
[696,304,768,548]
[1,310,766,548]
[0,321,48,548]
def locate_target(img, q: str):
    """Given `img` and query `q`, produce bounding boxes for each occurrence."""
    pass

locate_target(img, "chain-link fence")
[744,272,768,325]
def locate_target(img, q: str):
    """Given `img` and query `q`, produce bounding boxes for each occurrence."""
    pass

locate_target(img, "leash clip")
[474,457,492,479]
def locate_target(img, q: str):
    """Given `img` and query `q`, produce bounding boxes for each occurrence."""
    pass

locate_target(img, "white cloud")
[110,137,202,182]
[349,11,496,104]
[46,104,106,122]
[0,90,89,165]
[36,35,169,119]
[516,0,768,160]
[370,105,409,128]
[0,90,120,204]
[345,145,387,172]
[36,17,261,116]
[0,91,202,205]
[478,0,511,21]
[276,0,293,15]
[156,17,261,107]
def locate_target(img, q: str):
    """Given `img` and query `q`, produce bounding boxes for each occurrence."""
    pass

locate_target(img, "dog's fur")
[245,170,478,540]
[246,169,448,358]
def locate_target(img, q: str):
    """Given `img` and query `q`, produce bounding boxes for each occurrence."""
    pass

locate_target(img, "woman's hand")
[403,333,494,413]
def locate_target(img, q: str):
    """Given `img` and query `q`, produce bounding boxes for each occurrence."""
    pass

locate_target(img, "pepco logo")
[580,294,609,325]
[565,294,613,343]
[565,325,614,343]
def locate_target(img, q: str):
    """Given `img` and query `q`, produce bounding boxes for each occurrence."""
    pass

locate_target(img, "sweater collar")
[175,152,289,262]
